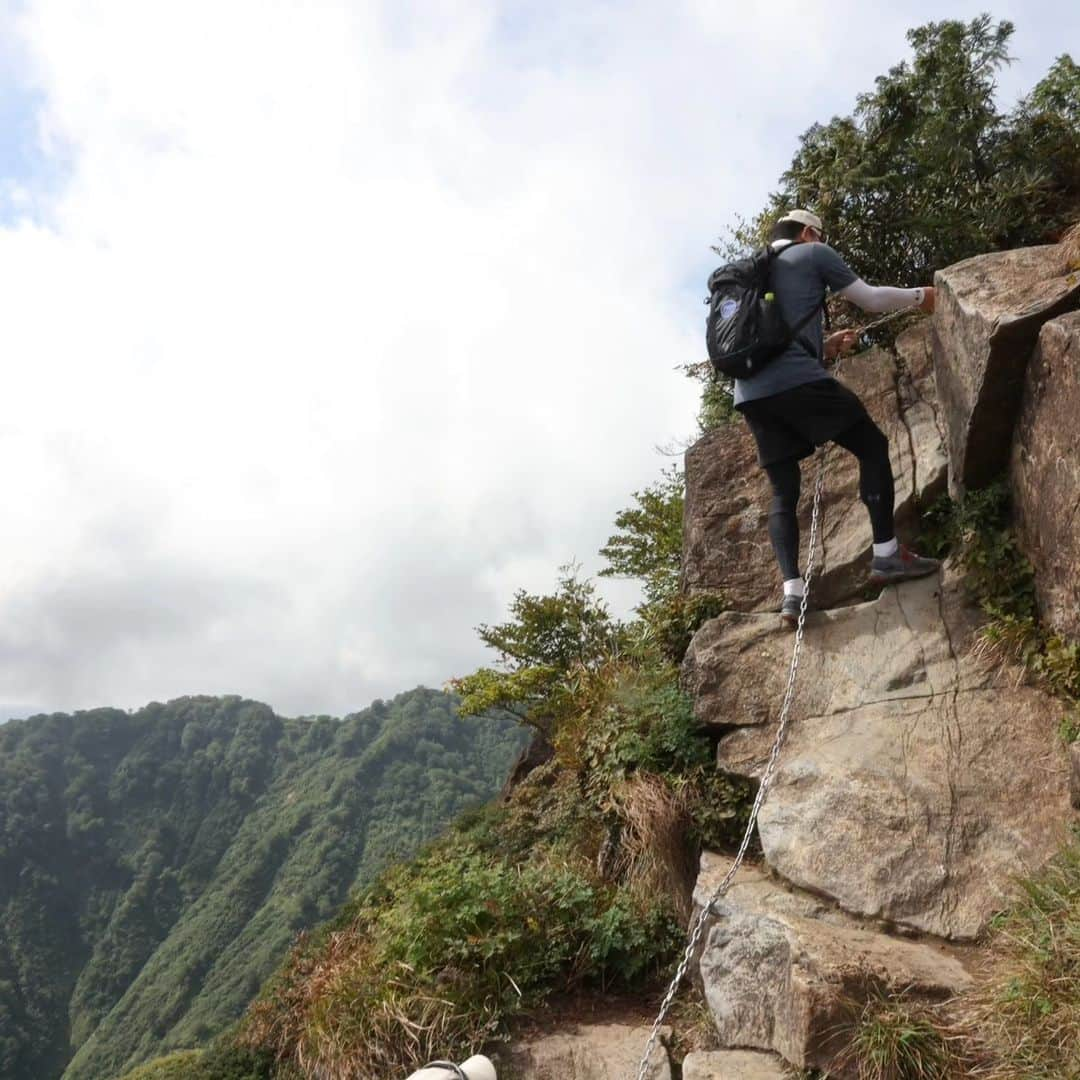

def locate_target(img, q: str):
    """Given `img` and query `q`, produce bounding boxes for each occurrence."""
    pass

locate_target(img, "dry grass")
[956,840,1080,1078]
[242,928,498,1080]
[969,617,1039,688]
[608,772,698,920]
[1059,220,1080,271]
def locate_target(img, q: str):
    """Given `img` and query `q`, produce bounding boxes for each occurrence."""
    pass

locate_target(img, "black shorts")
[735,378,872,467]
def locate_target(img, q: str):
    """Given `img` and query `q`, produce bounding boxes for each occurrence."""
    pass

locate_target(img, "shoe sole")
[869,564,941,586]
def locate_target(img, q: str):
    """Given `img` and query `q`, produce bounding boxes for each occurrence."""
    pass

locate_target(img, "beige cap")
[778,208,823,232]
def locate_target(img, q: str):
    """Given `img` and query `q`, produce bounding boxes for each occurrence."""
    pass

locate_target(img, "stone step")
[506,1023,670,1080]
[682,1049,793,1079]
[686,571,1073,940]
[692,853,972,1076]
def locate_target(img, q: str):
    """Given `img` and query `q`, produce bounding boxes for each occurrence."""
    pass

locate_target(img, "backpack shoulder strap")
[769,241,830,359]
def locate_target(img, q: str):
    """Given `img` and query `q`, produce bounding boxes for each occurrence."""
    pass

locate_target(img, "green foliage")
[633,591,728,666]
[696,376,738,432]
[0,691,525,1080]
[599,467,684,608]
[838,990,966,1079]
[573,662,751,850]
[918,483,1080,726]
[241,775,682,1078]
[118,1051,206,1080]
[117,1041,274,1080]
[741,19,1078,285]
[597,467,727,662]
[451,565,628,736]
[238,454,754,1077]
[700,20,1080,415]
[918,482,1036,619]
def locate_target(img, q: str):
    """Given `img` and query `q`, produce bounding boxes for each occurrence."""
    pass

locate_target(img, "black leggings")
[763,418,895,581]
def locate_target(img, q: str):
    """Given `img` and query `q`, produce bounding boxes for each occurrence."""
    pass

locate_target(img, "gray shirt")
[732,241,857,406]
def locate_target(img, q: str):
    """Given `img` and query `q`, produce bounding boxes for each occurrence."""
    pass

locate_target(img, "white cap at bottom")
[405,1056,497,1080]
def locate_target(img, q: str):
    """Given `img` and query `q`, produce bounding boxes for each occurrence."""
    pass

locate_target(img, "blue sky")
[0,1,1076,719]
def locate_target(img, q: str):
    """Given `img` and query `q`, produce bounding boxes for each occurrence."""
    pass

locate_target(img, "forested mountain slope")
[0,689,526,1080]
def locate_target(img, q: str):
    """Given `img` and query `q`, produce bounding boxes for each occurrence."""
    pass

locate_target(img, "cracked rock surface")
[682,327,946,613]
[1012,311,1080,641]
[693,854,971,1077]
[932,243,1080,493]
[689,572,1073,940]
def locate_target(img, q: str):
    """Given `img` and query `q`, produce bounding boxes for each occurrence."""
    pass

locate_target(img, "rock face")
[507,1024,671,1080]
[1011,312,1080,640]
[932,244,1080,493]
[688,572,1073,939]
[683,325,947,613]
[682,1049,792,1079]
[693,854,971,1076]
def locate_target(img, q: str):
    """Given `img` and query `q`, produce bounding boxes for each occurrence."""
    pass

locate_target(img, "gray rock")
[1012,312,1080,641]
[693,854,971,1076]
[507,1023,671,1080]
[682,336,947,614]
[682,1048,792,1079]
[697,572,1073,939]
[932,244,1080,493]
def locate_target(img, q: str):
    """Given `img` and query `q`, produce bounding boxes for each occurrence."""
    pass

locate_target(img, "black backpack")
[705,244,825,379]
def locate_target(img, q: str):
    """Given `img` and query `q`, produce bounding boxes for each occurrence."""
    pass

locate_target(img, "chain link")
[633,363,841,1080]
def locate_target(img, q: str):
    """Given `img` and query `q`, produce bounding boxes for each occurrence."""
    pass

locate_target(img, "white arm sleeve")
[837,278,925,314]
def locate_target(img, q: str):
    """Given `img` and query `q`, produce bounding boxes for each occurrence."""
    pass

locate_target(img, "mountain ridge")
[0,688,526,1080]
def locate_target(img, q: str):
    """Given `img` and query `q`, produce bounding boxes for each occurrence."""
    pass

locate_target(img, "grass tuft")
[959,836,1080,1078]
[836,989,968,1079]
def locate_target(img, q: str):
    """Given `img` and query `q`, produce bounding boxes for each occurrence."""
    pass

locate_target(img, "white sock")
[783,577,805,598]
[873,537,899,558]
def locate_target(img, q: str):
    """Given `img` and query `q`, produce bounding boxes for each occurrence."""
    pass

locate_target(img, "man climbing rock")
[732,209,940,628]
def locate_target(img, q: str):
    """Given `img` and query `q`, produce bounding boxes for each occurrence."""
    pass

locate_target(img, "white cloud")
[0,0,1075,715]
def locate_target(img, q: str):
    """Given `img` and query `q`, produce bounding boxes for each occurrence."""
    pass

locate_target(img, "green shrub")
[240,769,683,1078]
[916,484,1080,715]
[118,1052,205,1080]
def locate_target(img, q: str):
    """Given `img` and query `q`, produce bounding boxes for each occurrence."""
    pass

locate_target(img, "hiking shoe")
[869,544,941,586]
[780,593,807,629]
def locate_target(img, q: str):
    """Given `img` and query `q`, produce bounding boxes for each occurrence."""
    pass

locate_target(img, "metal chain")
[633,363,842,1080]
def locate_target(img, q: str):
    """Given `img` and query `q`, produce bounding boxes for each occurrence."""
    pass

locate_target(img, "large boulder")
[507,1024,671,1080]
[932,244,1080,493]
[688,572,1073,939]
[1011,311,1080,641]
[683,327,946,613]
[693,854,971,1077]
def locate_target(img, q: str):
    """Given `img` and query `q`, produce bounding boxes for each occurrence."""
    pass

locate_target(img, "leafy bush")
[118,1051,205,1080]
[118,1042,274,1080]
[918,483,1080,737]
[726,19,1079,285]
[241,784,682,1078]
[918,483,1036,619]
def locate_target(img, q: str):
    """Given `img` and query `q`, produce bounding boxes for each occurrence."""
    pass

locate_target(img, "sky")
[0,0,1076,720]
